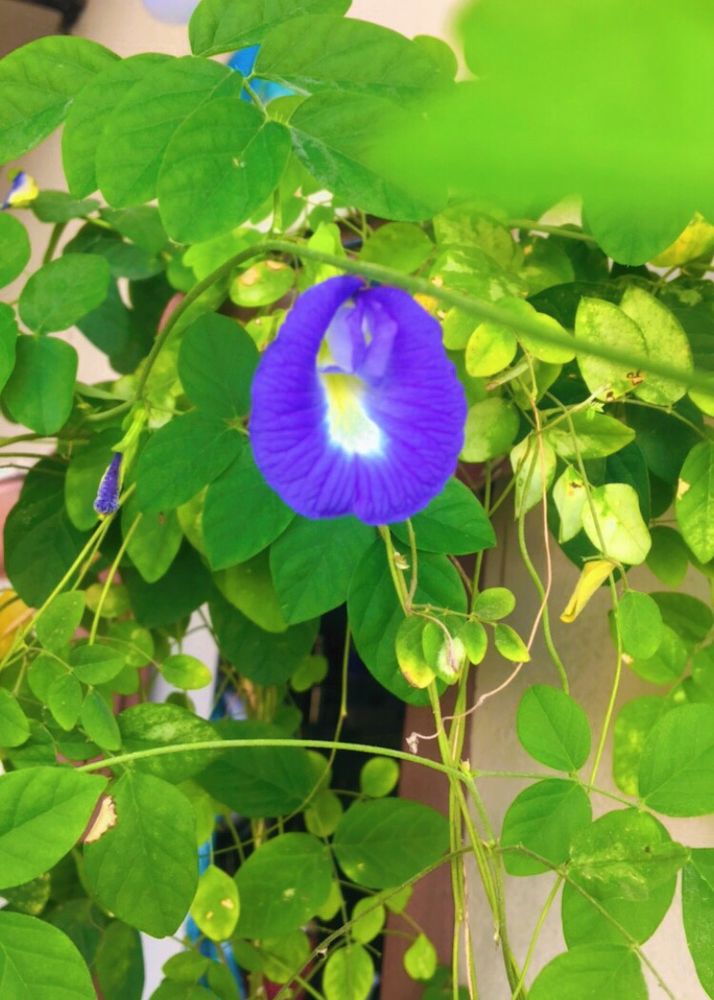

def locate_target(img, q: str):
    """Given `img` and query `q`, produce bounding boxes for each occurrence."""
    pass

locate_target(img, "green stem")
[88,514,141,643]
[511,875,563,999]
[508,219,598,244]
[42,222,66,264]
[589,576,623,787]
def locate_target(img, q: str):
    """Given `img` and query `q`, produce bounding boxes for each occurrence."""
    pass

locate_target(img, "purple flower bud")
[94,453,122,516]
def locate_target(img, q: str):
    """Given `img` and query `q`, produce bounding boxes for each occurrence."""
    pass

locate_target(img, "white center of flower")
[320,372,383,456]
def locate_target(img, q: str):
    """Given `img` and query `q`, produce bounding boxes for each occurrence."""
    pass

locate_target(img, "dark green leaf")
[257,16,450,102]
[97,56,240,208]
[123,498,183,584]
[210,594,318,684]
[124,543,213,629]
[516,685,591,772]
[158,94,290,242]
[2,335,78,435]
[233,833,332,938]
[0,36,118,162]
[117,703,219,784]
[617,591,664,660]
[646,526,689,587]
[19,253,110,334]
[650,591,713,645]
[4,460,89,606]
[627,625,687,685]
[528,945,647,1000]
[135,411,242,514]
[333,798,449,889]
[0,304,17,393]
[95,922,144,1000]
[391,479,495,555]
[0,911,95,999]
[203,445,294,569]
[31,191,99,223]
[189,0,350,56]
[270,516,374,623]
[348,542,466,705]
[62,53,171,197]
[0,689,30,747]
[84,772,197,938]
[290,92,442,221]
[682,850,714,998]
[196,720,317,816]
[0,767,106,889]
[676,441,714,564]
[586,196,692,267]
[640,704,714,815]
[0,213,30,288]
[178,313,258,418]
[501,779,591,876]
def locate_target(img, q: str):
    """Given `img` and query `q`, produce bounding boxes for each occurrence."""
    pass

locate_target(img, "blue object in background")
[142,0,199,24]
[228,46,293,104]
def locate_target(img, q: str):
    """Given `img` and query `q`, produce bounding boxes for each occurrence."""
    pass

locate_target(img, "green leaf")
[348,542,466,704]
[178,314,258,418]
[473,587,515,622]
[676,441,714,563]
[546,411,635,460]
[639,704,714,816]
[36,591,86,652]
[189,0,350,56]
[617,591,664,660]
[160,654,212,691]
[80,689,121,750]
[613,697,669,796]
[70,643,125,684]
[190,865,239,942]
[233,833,332,938]
[682,850,714,998]
[361,222,433,273]
[569,808,687,901]
[465,317,518,377]
[0,911,95,999]
[84,772,198,937]
[214,551,287,632]
[0,304,17,394]
[501,779,591,876]
[333,798,449,889]
[395,616,436,689]
[257,16,449,102]
[204,444,294,570]
[582,483,651,565]
[0,767,106,889]
[494,623,530,662]
[0,36,118,162]
[197,719,317,816]
[461,397,520,462]
[62,53,171,197]
[359,757,399,798]
[124,543,212,629]
[510,435,557,516]
[562,872,675,948]
[351,898,385,944]
[620,285,692,404]
[95,922,144,1000]
[627,625,687,685]
[323,944,374,1000]
[123,500,183,584]
[650,591,713,645]
[2,335,78,435]
[19,254,110,335]
[96,56,240,208]
[48,673,84,731]
[404,933,437,981]
[0,689,30,747]
[211,594,318,685]
[585,194,693,267]
[646,526,689,587]
[4,459,88,606]
[158,95,290,243]
[391,478,495,556]
[270,516,374,624]
[528,945,647,1000]
[117,703,219,784]
[575,298,647,400]
[31,191,99,223]
[135,412,242,514]
[290,93,442,221]
[516,685,591,772]
[552,466,587,543]
[230,261,294,308]
[0,213,30,288]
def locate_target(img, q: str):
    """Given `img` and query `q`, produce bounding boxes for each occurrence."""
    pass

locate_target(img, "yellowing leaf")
[0,591,32,660]
[561,559,616,623]
[652,213,714,266]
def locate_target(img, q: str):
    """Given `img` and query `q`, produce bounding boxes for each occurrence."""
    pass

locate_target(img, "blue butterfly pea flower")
[94,454,123,516]
[250,276,467,525]
[228,46,293,104]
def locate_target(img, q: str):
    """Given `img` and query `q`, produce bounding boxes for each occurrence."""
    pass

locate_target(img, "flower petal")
[250,276,466,525]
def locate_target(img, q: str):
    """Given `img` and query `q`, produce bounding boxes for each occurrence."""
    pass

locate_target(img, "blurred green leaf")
[189,0,350,56]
